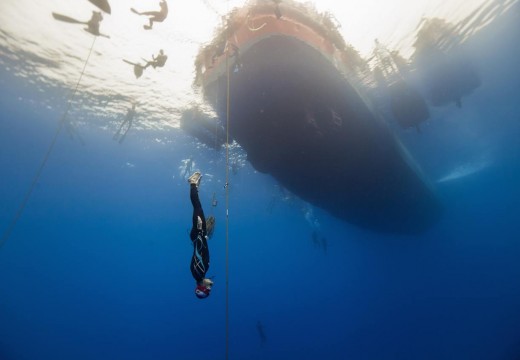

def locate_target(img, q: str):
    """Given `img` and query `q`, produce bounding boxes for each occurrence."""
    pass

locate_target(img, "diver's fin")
[123,59,137,66]
[188,172,202,187]
[89,0,111,14]
[52,13,85,24]
[130,8,141,15]
[84,28,110,38]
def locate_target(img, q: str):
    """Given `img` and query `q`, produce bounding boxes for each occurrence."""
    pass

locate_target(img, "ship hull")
[203,35,441,234]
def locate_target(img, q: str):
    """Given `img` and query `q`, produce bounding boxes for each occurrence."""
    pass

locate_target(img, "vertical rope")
[225,39,231,360]
[0,36,97,249]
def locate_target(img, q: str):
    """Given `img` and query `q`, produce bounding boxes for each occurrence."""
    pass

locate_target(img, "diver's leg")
[190,184,207,238]
[141,11,160,16]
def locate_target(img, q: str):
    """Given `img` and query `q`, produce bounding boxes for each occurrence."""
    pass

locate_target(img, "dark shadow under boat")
[180,107,226,150]
[193,1,442,234]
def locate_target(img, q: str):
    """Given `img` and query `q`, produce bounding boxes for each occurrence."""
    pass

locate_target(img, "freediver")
[122,50,166,78]
[87,9,103,36]
[131,0,168,30]
[211,192,218,208]
[113,104,136,143]
[455,98,462,108]
[311,230,327,253]
[52,10,110,38]
[182,157,194,180]
[187,171,216,299]
[145,49,168,69]
[256,321,267,347]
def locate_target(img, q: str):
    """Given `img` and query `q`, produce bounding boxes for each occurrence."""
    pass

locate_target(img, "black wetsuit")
[189,184,209,283]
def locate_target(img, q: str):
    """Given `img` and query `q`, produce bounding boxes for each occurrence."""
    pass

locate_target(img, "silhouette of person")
[182,157,194,179]
[52,10,110,38]
[256,321,267,346]
[131,0,168,30]
[113,104,136,143]
[187,171,214,299]
[145,49,168,69]
[86,11,104,35]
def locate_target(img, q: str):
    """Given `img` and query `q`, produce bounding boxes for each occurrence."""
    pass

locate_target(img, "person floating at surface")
[187,171,215,299]
[113,103,136,143]
[85,11,104,35]
[144,49,168,69]
[122,50,166,78]
[52,10,110,38]
[131,0,168,30]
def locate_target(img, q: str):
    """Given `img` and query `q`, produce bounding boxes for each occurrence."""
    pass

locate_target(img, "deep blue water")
[1,3,520,360]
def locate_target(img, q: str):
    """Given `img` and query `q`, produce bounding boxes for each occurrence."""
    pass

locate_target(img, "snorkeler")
[131,0,168,30]
[182,157,194,180]
[144,49,168,69]
[123,50,167,78]
[187,171,215,299]
[113,104,136,143]
[52,10,110,38]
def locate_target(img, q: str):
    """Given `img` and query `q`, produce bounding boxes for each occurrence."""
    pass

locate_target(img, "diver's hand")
[202,278,213,289]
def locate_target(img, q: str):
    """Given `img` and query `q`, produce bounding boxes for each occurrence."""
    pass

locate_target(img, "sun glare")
[314,0,490,57]
[0,0,493,129]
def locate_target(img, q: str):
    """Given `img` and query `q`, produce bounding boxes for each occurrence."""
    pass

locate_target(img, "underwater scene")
[1,0,520,359]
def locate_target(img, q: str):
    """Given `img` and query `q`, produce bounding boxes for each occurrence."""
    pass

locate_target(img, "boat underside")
[204,36,441,234]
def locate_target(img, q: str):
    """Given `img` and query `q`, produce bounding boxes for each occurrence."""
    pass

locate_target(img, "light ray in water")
[437,158,492,183]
